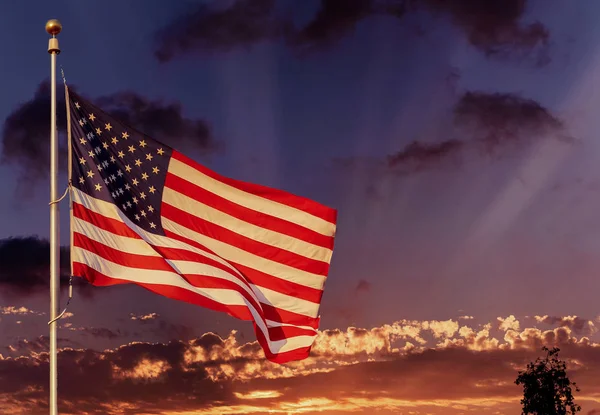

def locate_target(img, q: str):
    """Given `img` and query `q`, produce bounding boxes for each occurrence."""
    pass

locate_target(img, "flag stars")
[157,148,165,156]
[146,153,153,161]
[118,151,125,158]
[79,177,85,184]
[96,128,102,135]
[132,196,138,204]
[140,210,147,217]
[79,137,86,145]
[75,102,80,109]
[94,183,102,191]
[149,222,156,229]
[111,137,119,145]
[139,140,147,148]
[79,157,86,165]
[135,159,142,167]
[122,131,129,139]
[105,123,112,131]
[88,150,94,158]
[102,142,109,149]
[125,165,132,172]
[124,183,131,190]
[148,186,156,194]
[141,172,149,181]
[134,214,140,221]
[86,170,95,178]
[110,156,116,163]
[89,113,96,121]
[78,118,86,126]
[140,192,147,200]
[147,205,154,213]
[152,166,159,174]
[132,178,139,186]
[128,145,136,153]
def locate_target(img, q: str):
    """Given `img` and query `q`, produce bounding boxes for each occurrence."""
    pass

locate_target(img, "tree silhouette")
[515,346,581,415]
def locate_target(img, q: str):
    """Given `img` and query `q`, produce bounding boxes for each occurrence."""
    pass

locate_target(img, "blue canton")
[69,90,172,235]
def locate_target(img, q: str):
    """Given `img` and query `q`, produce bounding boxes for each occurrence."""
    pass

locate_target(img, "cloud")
[154,0,286,63]
[130,312,160,322]
[154,0,551,64]
[5,336,73,356]
[1,80,214,192]
[355,279,371,293]
[498,315,520,332]
[419,0,550,64]
[453,91,568,151]
[0,306,43,316]
[0,236,73,296]
[535,315,598,336]
[386,139,464,173]
[1,315,599,414]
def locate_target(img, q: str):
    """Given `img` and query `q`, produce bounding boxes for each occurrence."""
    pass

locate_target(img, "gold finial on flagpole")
[45,19,62,36]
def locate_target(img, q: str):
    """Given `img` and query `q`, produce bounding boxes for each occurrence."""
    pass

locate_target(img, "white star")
[149,222,156,229]
[147,205,154,213]
[75,102,80,109]
[86,170,94,178]
[135,159,142,167]
[105,123,112,131]
[141,172,149,181]
[140,192,146,200]
[132,178,139,186]
[152,166,159,174]
[128,145,136,153]
[79,137,86,145]
[79,157,86,165]
[111,137,119,145]
[148,186,156,194]
[139,140,147,148]
[122,131,129,139]
[78,177,85,184]
[146,153,153,161]
[94,183,102,191]
[96,128,102,135]
[125,164,132,172]
[157,148,164,156]
[89,113,96,121]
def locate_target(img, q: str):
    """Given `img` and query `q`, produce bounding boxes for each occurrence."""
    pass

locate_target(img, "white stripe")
[72,189,321,317]
[72,188,240,276]
[162,217,326,292]
[72,247,316,354]
[168,157,336,237]
[163,186,333,263]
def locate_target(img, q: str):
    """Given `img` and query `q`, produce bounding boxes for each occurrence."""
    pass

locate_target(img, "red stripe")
[73,232,319,328]
[73,202,141,239]
[162,202,331,276]
[72,265,314,362]
[74,199,323,312]
[165,173,335,250]
[172,151,337,225]
[163,228,321,329]
[162,223,324,309]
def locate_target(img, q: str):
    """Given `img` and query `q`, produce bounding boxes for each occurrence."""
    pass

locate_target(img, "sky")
[1,0,600,413]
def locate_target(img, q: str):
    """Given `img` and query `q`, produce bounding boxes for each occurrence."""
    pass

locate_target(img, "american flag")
[68,88,337,363]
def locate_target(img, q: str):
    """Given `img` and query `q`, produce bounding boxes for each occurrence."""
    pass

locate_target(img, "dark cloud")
[355,279,371,293]
[78,327,124,340]
[285,0,378,54]
[454,91,568,152]
[536,315,597,337]
[6,336,74,355]
[1,322,599,415]
[0,236,93,297]
[420,0,550,63]
[155,0,550,63]
[1,80,214,192]
[387,139,464,172]
[154,0,286,63]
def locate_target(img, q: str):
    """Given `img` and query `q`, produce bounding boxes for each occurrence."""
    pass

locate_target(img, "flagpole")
[46,18,62,415]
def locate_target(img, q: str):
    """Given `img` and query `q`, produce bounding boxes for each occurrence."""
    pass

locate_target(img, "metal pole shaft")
[46,19,62,415]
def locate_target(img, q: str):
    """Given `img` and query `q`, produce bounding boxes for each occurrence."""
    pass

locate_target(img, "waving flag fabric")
[67,88,337,363]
